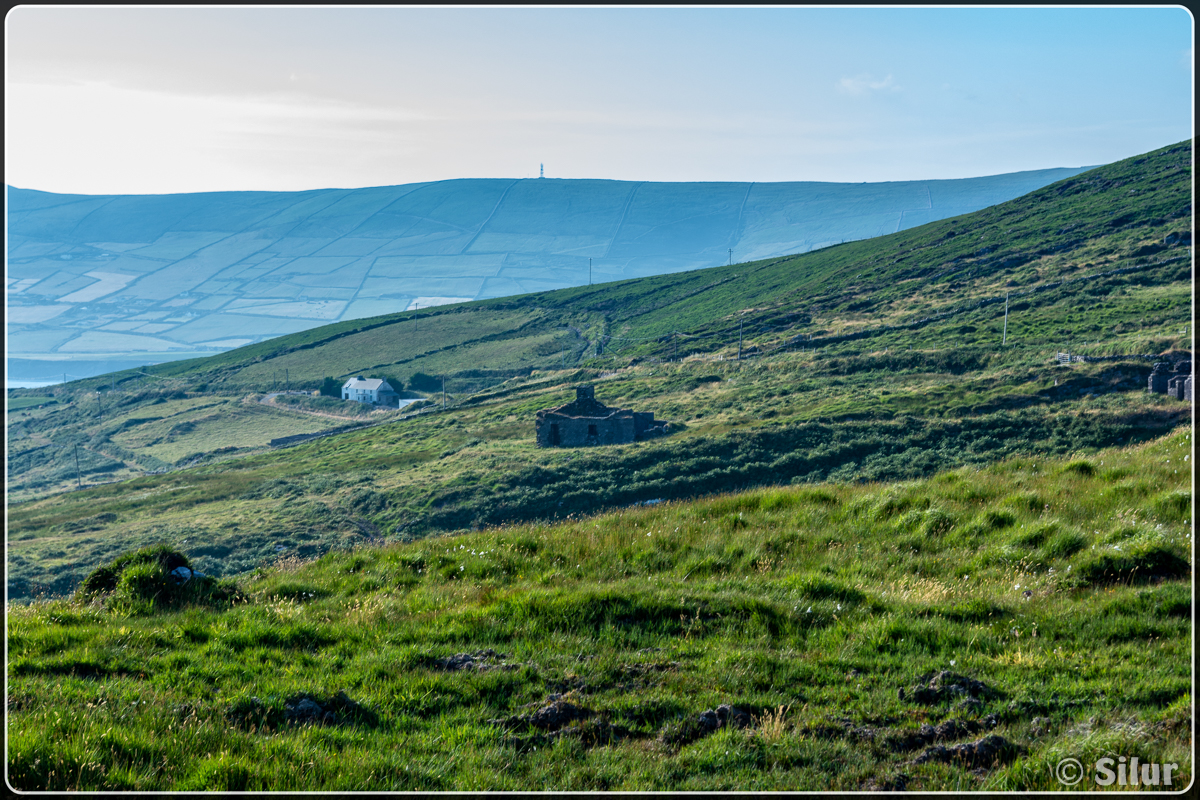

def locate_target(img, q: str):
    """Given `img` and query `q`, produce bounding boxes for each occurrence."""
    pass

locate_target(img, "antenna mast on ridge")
[540,163,544,178]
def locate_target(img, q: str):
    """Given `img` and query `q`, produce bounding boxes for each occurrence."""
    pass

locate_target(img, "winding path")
[257,391,420,422]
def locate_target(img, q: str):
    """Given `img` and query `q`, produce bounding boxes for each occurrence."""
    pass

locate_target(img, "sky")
[4,6,1193,195]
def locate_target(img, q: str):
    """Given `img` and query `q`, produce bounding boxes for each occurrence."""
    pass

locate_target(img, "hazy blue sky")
[5,6,1193,195]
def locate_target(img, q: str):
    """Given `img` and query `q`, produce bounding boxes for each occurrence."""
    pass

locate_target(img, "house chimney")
[576,386,595,401]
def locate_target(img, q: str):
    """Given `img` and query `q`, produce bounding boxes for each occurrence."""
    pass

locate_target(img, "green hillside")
[6,432,1192,790]
[6,141,1193,600]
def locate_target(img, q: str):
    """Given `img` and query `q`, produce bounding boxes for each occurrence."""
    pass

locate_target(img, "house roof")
[342,377,394,392]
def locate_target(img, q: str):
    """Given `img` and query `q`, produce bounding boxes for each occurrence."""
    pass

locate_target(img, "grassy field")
[6,431,1191,791]
[6,396,57,412]
[5,392,352,506]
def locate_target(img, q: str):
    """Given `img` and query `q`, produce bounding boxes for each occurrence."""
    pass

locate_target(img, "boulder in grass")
[168,566,205,584]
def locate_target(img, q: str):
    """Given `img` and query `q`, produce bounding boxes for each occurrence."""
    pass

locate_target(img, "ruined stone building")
[1148,362,1172,394]
[1167,361,1191,401]
[535,386,668,447]
[1148,361,1192,401]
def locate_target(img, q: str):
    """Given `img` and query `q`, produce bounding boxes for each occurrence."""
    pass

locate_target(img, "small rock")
[716,704,752,730]
[698,709,721,731]
[168,566,203,584]
[864,773,909,792]
[1030,716,1051,737]
[527,699,591,731]
[911,734,1025,768]
[955,696,983,713]
[285,697,331,725]
[905,671,995,705]
[437,649,515,672]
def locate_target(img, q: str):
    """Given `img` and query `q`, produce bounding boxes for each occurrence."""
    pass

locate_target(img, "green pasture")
[7,396,58,412]
[7,430,1191,791]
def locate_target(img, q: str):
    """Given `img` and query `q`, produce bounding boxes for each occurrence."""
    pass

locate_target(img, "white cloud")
[837,73,898,96]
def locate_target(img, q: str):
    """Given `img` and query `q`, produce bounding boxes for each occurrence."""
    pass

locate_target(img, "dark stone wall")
[534,386,666,448]
[535,412,635,447]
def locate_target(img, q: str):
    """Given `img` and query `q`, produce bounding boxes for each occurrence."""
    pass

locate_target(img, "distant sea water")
[8,379,61,390]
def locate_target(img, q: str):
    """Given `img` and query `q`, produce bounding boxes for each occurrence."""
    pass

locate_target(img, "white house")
[341,376,398,405]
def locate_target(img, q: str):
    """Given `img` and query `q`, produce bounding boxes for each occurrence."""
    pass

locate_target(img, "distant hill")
[6,166,1092,380]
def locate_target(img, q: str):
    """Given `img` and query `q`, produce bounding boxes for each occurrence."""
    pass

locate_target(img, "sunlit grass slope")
[7,430,1191,791]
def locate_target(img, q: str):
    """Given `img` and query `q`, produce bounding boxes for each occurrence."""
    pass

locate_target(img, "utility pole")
[1002,293,1009,346]
[286,369,290,391]
[673,332,678,361]
[442,376,446,410]
[74,444,82,488]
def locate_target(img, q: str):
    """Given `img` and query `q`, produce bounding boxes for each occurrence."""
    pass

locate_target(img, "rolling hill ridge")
[8,165,1092,380]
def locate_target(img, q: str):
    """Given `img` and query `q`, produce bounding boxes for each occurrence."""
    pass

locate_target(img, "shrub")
[319,377,342,398]
[1061,459,1097,477]
[1150,490,1191,523]
[75,545,243,614]
[980,510,1017,530]
[1042,530,1088,559]
[1076,545,1191,586]
[920,508,956,537]
[784,575,867,605]
[408,372,441,392]
[1003,491,1043,514]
